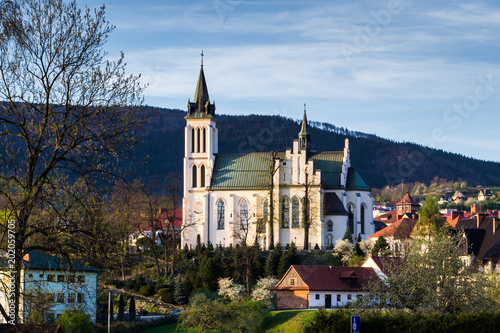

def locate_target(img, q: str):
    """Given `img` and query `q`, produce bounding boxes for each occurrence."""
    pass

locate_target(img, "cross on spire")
[201,50,204,67]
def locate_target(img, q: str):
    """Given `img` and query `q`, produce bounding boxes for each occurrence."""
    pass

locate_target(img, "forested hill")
[137,107,500,188]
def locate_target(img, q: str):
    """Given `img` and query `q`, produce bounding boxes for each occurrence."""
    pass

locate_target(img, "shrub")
[314,243,320,250]
[134,281,147,293]
[158,288,174,303]
[124,281,135,290]
[104,278,114,285]
[155,283,169,294]
[114,280,124,289]
[56,308,93,333]
[139,285,154,297]
[144,262,155,269]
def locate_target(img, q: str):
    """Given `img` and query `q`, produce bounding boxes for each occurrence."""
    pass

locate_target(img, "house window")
[315,294,320,300]
[191,128,195,153]
[68,293,75,303]
[78,275,85,283]
[337,294,341,302]
[39,274,44,278]
[290,278,295,286]
[200,165,206,188]
[240,199,248,229]
[361,205,365,234]
[202,128,206,153]
[57,293,65,303]
[78,293,84,303]
[292,197,300,228]
[47,274,55,282]
[217,200,225,230]
[28,273,33,279]
[281,196,289,228]
[68,275,76,283]
[57,275,65,282]
[347,294,352,300]
[192,165,197,188]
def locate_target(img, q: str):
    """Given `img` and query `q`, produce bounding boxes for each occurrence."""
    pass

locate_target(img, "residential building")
[273,265,378,309]
[182,62,374,250]
[0,251,99,324]
[478,189,493,201]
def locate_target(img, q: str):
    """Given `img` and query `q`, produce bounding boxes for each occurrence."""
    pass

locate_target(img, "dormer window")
[290,278,295,286]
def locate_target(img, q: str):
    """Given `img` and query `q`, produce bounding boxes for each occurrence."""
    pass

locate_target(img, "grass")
[262,310,316,332]
[139,310,315,332]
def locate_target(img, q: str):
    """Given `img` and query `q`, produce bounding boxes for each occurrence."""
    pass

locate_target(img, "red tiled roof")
[395,192,419,206]
[369,217,416,239]
[159,208,182,228]
[275,265,378,292]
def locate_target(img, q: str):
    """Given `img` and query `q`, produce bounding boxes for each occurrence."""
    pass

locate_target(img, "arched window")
[240,199,248,229]
[200,165,206,188]
[292,197,300,228]
[197,128,200,152]
[327,220,333,232]
[202,128,206,153]
[217,200,225,229]
[281,196,289,228]
[361,204,365,234]
[348,204,355,236]
[263,199,269,221]
[192,165,197,188]
[191,128,195,153]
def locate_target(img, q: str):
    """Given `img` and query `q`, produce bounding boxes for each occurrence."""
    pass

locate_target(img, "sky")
[84,0,500,162]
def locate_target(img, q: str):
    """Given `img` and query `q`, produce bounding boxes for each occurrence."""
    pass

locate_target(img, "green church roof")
[311,151,344,189]
[346,167,370,191]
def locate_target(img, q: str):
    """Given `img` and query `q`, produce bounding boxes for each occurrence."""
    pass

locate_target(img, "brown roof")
[369,217,416,239]
[395,192,419,206]
[274,265,378,292]
[455,215,500,266]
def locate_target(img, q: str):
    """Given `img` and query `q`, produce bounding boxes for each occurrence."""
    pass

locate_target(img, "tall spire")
[187,51,215,118]
[298,104,311,152]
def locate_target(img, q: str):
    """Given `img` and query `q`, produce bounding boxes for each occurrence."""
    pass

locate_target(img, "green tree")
[129,296,136,321]
[417,195,443,235]
[343,224,352,241]
[363,231,498,313]
[117,295,124,321]
[0,0,148,323]
[174,273,186,305]
[199,255,216,291]
[55,308,93,333]
[371,236,391,256]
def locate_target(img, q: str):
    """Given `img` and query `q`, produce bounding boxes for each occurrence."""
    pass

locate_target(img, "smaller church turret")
[298,104,311,156]
[187,51,216,118]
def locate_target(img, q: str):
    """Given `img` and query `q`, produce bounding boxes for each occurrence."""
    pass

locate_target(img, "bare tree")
[0,0,149,323]
[267,152,281,249]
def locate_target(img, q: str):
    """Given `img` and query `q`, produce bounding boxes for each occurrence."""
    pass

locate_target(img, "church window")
[302,197,311,228]
[361,204,365,234]
[197,128,200,152]
[348,204,355,236]
[191,128,195,153]
[281,196,289,228]
[292,197,300,228]
[327,221,333,232]
[192,165,197,188]
[200,165,206,188]
[202,128,206,153]
[217,200,225,229]
[240,199,248,229]
[263,199,269,221]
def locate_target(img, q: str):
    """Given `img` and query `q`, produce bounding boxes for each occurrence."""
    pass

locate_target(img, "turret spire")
[187,52,216,118]
[298,104,311,152]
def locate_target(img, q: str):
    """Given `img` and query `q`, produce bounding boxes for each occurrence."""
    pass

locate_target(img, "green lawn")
[140,310,315,332]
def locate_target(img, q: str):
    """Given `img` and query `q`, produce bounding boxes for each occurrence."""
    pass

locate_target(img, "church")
[181,62,374,250]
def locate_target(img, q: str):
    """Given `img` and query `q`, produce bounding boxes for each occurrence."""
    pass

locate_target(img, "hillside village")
[1,1,500,333]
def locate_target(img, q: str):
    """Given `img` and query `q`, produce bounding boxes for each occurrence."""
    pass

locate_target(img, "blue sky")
[85,0,499,162]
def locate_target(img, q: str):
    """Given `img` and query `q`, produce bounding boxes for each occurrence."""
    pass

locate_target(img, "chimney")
[498,211,500,219]
[471,205,477,214]
[477,214,481,228]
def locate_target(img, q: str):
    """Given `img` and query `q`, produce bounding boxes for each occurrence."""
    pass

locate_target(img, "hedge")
[304,309,500,333]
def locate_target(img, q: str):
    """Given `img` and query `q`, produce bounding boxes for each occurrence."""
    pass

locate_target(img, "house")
[182,61,374,250]
[454,211,500,271]
[0,251,99,324]
[369,216,417,254]
[361,255,402,282]
[438,196,452,205]
[478,189,493,202]
[373,192,419,226]
[452,191,467,203]
[273,265,379,309]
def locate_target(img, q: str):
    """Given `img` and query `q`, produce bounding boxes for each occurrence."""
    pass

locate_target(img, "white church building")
[182,63,374,250]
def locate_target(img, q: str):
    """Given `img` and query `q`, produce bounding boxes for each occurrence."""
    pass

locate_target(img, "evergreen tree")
[264,250,279,277]
[129,296,136,321]
[354,233,364,256]
[117,295,124,321]
[277,251,290,279]
[371,236,390,256]
[174,273,186,305]
[343,225,352,241]
[418,195,443,236]
[199,256,216,291]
